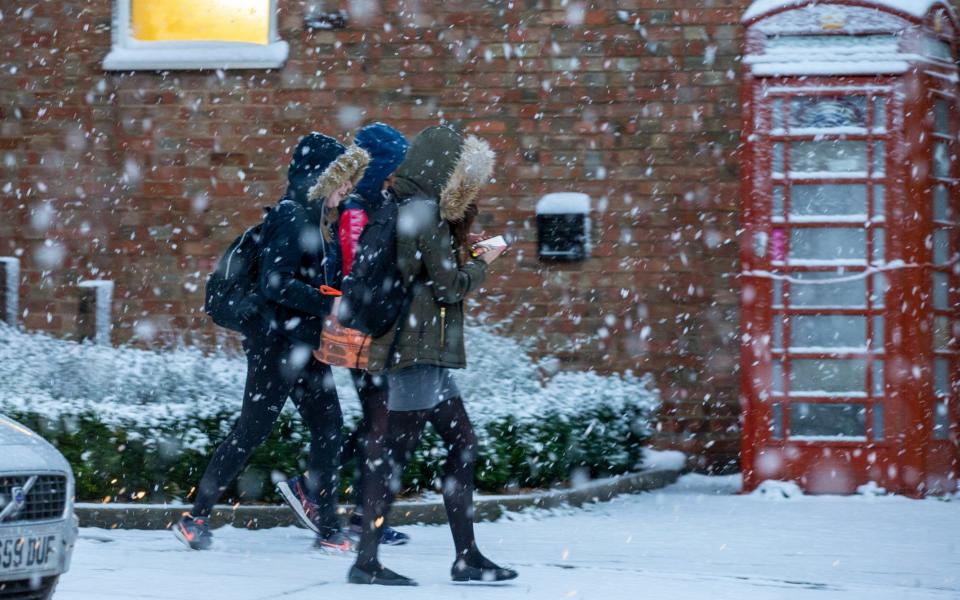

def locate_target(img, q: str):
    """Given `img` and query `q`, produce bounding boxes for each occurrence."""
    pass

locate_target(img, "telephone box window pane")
[934,185,951,222]
[790,228,866,261]
[934,142,951,178]
[934,401,950,440]
[790,359,866,394]
[872,403,884,440]
[872,316,884,351]
[772,402,784,439]
[773,359,784,393]
[933,272,949,309]
[789,97,867,130]
[924,37,954,62]
[773,278,784,307]
[773,143,785,175]
[871,273,887,307]
[791,141,868,173]
[935,358,950,395]
[131,0,271,44]
[773,186,785,218]
[789,402,866,438]
[933,229,951,264]
[872,96,886,131]
[773,319,783,350]
[791,184,867,217]
[872,228,885,264]
[934,316,951,350]
[791,272,867,307]
[872,141,885,175]
[773,98,785,130]
[791,315,867,350]
[873,360,884,395]
[935,100,950,135]
[873,185,885,219]
[771,229,785,261]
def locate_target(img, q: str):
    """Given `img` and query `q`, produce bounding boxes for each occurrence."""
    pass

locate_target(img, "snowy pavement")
[57,475,958,600]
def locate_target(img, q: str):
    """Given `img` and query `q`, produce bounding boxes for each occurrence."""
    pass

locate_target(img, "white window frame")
[103,0,289,71]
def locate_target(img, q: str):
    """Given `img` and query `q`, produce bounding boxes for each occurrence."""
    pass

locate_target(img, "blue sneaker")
[348,513,410,546]
[380,525,411,546]
[277,475,327,535]
[171,515,213,550]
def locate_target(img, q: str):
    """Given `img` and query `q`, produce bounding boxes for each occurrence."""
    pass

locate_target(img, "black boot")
[348,563,418,586]
[451,556,518,582]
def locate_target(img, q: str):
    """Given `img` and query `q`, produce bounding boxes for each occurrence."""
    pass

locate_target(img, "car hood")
[0,414,71,473]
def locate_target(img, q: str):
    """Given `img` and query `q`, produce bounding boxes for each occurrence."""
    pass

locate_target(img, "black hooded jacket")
[255,194,332,347]
[248,134,345,347]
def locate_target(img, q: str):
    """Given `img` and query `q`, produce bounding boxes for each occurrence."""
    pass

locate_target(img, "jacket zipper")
[439,307,446,348]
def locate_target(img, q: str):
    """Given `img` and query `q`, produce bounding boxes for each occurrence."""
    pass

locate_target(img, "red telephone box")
[740,0,960,496]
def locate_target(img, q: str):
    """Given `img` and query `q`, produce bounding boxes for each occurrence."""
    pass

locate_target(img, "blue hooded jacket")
[321,123,409,285]
[353,123,410,206]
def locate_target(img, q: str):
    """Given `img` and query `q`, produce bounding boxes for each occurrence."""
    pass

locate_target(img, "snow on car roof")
[743,0,953,23]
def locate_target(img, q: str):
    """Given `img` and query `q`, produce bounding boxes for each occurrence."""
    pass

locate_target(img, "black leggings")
[356,396,479,568]
[192,333,342,532]
[340,369,389,507]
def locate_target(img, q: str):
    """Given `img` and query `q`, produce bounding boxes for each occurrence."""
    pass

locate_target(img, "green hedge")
[1,324,658,505]
[9,404,651,505]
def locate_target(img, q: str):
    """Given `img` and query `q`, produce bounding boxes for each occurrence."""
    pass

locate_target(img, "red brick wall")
[0,0,751,470]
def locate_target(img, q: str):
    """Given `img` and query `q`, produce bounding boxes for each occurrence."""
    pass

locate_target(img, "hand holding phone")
[471,235,508,264]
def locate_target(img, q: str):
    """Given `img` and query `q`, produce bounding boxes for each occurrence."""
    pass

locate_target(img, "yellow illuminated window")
[104,0,287,70]
[131,0,269,45]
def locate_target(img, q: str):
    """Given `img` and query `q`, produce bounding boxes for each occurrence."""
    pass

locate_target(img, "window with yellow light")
[130,0,269,45]
[103,0,288,71]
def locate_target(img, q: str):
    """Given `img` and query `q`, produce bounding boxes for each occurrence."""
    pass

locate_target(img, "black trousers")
[192,332,342,532]
[356,397,480,568]
[340,369,389,508]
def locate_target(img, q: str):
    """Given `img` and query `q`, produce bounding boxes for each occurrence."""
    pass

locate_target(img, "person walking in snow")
[348,126,517,586]
[173,133,366,552]
[276,122,413,547]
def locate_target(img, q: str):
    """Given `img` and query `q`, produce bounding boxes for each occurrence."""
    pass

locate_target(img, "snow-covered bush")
[0,324,659,502]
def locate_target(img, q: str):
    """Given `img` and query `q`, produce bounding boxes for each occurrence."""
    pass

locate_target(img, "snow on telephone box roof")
[743,0,955,23]
[742,0,959,77]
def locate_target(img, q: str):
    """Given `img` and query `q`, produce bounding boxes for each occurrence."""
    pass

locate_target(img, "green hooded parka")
[366,126,496,372]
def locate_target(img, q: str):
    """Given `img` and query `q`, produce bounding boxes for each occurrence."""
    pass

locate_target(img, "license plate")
[0,533,58,576]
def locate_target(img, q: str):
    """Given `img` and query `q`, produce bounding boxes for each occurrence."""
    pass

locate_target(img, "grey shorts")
[386,365,460,412]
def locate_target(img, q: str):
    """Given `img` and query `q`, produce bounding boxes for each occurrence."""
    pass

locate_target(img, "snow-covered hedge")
[0,324,659,503]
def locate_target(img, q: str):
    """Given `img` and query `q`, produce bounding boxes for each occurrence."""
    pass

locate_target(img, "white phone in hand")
[471,235,508,259]
[473,235,507,250]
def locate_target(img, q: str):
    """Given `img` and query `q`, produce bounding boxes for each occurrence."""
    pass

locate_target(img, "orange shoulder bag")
[313,286,372,370]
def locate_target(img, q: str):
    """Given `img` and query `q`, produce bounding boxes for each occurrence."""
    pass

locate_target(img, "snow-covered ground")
[57,474,959,600]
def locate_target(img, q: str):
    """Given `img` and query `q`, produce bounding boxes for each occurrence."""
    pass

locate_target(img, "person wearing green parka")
[349,126,518,587]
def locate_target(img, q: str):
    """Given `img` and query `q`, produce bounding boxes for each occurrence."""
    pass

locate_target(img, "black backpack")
[338,201,408,337]
[204,222,265,332]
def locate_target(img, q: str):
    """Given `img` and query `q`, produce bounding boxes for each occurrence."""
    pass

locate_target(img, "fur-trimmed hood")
[439,135,495,222]
[307,144,371,203]
[285,132,345,205]
[391,126,496,223]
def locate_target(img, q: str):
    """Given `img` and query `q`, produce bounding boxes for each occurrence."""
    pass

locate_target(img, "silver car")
[0,415,78,599]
